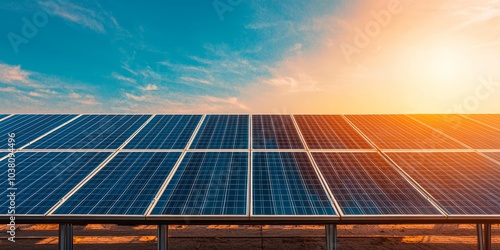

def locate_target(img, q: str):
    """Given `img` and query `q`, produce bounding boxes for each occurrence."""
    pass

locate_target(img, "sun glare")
[427,47,467,83]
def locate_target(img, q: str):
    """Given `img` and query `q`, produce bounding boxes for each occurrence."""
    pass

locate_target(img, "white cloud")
[29,91,44,97]
[0,64,30,84]
[112,72,136,83]
[37,1,117,33]
[69,92,81,99]
[69,92,99,105]
[141,84,158,91]
[180,76,212,85]
[203,96,248,110]
[40,89,58,95]
[0,87,20,93]
[263,74,319,93]
[125,93,147,101]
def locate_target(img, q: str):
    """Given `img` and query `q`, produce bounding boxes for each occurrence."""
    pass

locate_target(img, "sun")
[423,46,470,85]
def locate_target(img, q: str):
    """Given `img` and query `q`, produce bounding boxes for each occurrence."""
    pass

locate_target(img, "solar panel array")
[1,114,499,223]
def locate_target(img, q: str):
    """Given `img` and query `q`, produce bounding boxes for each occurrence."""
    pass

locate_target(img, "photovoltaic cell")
[312,152,441,215]
[252,115,304,149]
[295,115,373,149]
[252,152,336,216]
[152,152,248,215]
[0,114,77,148]
[0,152,110,215]
[124,115,201,149]
[410,114,500,149]
[462,114,500,130]
[346,115,466,149]
[54,152,181,215]
[0,114,9,120]
[190,115,248,149]
[387,152,500,215]
[482,152,500,163]
[27,115,150,149]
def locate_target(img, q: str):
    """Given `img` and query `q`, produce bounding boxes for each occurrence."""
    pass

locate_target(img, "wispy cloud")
[141,84,158,91]
[69,92,100,105]
[37,1,118,33]
[180,76,212,85]
[112,72,136,83]
[0,86,20,93]
[125,93,148,101]
[203,96,248,110]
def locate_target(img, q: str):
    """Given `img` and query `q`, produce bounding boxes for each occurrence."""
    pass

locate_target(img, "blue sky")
[1,0,499,113]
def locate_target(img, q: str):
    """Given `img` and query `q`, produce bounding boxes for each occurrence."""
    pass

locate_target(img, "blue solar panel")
[0,114,9,120]
[252,115,304,149]
[152,152,248,215]
[125,115,201,149]
[312,152,442,216]
[252,152,336,216]
[27,115,150,149]
[0,152,110,215]
[54,152,181,215]
[190,115,249,149]
[0,114,77,148]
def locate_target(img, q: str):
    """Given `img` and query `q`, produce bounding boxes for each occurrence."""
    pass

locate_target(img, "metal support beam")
[326,224,337,250]
[477,224,484,250]
[58,224,73,250]
[158,224,169,250]
[484,224,492,250]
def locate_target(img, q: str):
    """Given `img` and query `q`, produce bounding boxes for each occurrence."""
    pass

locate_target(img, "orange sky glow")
[242,0,500,114]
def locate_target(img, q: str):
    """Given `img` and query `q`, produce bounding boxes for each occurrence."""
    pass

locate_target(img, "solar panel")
[410,114,500,149]
[124,115,201,149]
[0,114,77,148]
[312,152,442,216]
[252,115,304,149]
[345,115,466,150]
[387,152,500,215]
[462,114,500,130]
[0,114,9,120]
[482,152,500,163]
[0,152,110,215]
[54,152,181,215]
[252,152,336,216]
[27,115,150,149]
[190,115,248,149]
[151,152,248,215]
[295,115,374,149]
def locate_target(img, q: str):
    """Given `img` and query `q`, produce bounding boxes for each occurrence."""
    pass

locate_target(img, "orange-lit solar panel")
[482,152,500,163]
[410,114,500,149]
[345,115,466,150]
[294,115,373,149]
[312,152,442,216]
[462,114,500,130]
[387,152,500,215]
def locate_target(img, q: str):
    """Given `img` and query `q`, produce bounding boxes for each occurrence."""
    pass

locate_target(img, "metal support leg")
[58,224,73,250]
[158,224,169,250]
[326,224,337,250]
[484,224,492,250]
[477,224,484,250]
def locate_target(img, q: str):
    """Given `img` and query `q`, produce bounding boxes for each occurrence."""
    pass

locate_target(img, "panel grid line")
[291,115,343,216]
[144,115,206,216]
[341,115,448,216]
